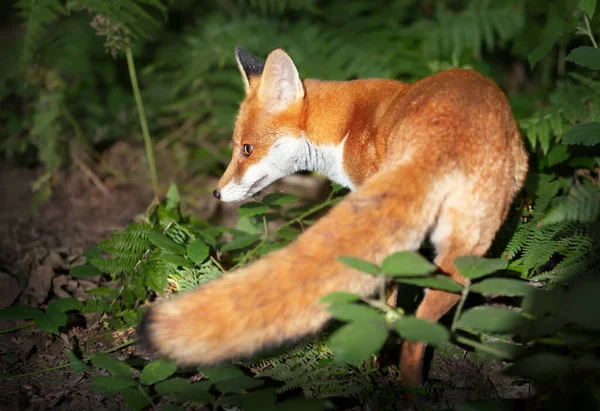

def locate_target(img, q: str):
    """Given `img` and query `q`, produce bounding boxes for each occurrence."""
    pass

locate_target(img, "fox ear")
[258,48,304,112]
[235,46,264,94]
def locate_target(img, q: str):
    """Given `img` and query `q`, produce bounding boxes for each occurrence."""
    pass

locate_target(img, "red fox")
[139,47,528,386]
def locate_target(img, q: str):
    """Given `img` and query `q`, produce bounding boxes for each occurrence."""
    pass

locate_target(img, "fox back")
[140,47,528,386]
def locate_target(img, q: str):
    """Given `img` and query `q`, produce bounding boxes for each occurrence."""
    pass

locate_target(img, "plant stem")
[451,280,470,332]
[454,335,512,360]
[584,15,598,48]
[126,46,159,198]
[0,322,34,334]
[0,339,137,381]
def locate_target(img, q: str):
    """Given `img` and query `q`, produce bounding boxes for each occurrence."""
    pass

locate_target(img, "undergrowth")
[1,0,600,410]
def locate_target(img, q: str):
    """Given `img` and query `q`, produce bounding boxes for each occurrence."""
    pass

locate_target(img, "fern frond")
[14,0,67,67]
[540,181,600,226]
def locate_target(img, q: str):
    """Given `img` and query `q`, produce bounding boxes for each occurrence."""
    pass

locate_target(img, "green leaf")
[546,144,570,167]
[329,320,389,365]
[35,310,67,334]
[238,203,269,217]
[566,46,600,70]
[562,123,600,146]
[382,251,436,276]
[476,341,524,361]
[90,353,134,377]
[394,275,463,293]
[337,256,380,275]
[394,317,450,345]
[528,17,565,69]
[70,264,103,278]
[47,297,83,312]
[0,306,43,320]
[165,182,181,212]
[470,278,536,297]
[68,351,92,373]
[263,193,299,207]
[82,247,102,260]
[274,398,334,411]
[202,365,244,382]
[160,404,186,411]
[221,234,261,252]
[579,0,597,17]
[503,353,572,381]
[457,307,529,334]
[176,384,215,402]
[121,387,152,411]
[326,303,383,323]
[140,358,178,385]
[146,232,185,255]
[319,292,362,304]
[455,399,516,411]
[89,375,136,395]
[186,240,209,264]
[454,256,508,280]
[214,375,264,394]
[158,253,194,268]
[154,378,191,395]
[222,388,277,411]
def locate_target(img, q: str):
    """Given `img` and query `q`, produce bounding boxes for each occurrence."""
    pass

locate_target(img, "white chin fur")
[219,133,354,202]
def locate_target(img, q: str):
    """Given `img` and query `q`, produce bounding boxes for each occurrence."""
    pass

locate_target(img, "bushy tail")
[139,165,441,367]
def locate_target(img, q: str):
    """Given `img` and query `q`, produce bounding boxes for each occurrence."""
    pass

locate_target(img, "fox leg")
[399,192,509,386]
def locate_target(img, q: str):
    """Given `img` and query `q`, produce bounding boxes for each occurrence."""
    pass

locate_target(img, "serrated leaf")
[202,365,245,382]
[91,353,133,377]
[69,351,92,373]
[337,256,380,275]
[158,253,194,268]
[47,297,83,312]
[0,306,43,320]
[382,251,436,276]
[70,264,103,278]
[140,358,178,385]
[394,317,449,345]
[221,234,261,252]
[319,292,362,304]
[578,0,597,18]
[35,310,67,334]
[470,278,536,297]
[186,240,209,264]
[326,303,383,323]
[562,122,600,146]
[146,232,185,255]
[454,256,508,280]
[329,320,388,365]
[89,375,136,395]
[276,226,300,240]
[214,375,264,394]
[262,192,299,207]
[566,46,600,70]
[457,307,529,334]
[394,275,463,292]
[121,387,152,411]
[238,203,269,217]
[154,378,191,395]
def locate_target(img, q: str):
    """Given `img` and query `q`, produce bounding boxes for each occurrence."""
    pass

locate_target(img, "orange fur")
[140,48,528,386]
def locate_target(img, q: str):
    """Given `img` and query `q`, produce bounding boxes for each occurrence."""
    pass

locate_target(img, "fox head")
[213,47,307,202]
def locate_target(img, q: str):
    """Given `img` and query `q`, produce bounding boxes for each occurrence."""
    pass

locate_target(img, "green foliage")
[2,0,600,409]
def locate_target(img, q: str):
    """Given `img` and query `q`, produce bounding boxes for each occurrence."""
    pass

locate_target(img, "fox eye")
[243,144,254,157]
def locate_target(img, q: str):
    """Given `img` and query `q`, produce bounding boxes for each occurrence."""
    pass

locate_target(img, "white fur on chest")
[302,134,355,191]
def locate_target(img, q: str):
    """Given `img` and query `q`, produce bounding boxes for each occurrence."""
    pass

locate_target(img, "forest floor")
[0,142,531,410]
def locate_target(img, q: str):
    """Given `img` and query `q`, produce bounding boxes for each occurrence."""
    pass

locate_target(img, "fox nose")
[213,189,221,199]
